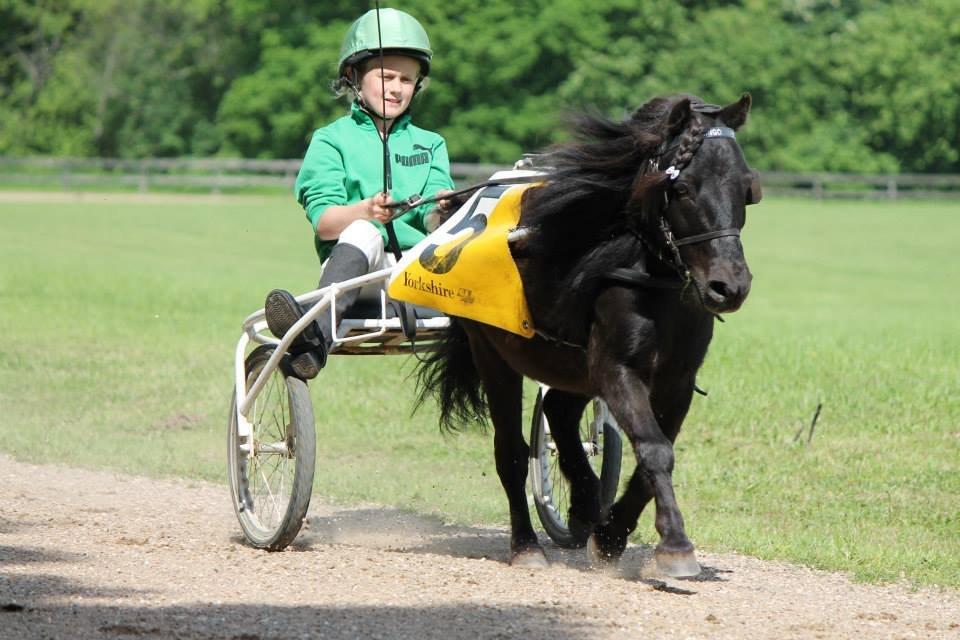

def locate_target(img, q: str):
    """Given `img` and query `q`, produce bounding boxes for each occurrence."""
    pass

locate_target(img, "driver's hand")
[436,189,455,212]
[365,192,393,223]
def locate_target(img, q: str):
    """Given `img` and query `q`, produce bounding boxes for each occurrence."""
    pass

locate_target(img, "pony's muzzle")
[705,272,751,313]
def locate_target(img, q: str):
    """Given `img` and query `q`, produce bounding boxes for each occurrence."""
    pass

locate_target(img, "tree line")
[2,0,958,174]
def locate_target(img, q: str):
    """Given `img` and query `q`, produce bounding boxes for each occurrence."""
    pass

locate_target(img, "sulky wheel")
[528,387,622,548]
[228,345,316,550]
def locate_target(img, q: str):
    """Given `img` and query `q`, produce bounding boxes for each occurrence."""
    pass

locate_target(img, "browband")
[703,126,736,140]
[662,125,737,181]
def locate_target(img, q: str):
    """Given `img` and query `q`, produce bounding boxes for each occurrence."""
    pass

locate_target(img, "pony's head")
[518,93,760,327]
[633,94,759,314]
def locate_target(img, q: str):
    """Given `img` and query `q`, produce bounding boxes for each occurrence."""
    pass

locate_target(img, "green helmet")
[338,8,432,79]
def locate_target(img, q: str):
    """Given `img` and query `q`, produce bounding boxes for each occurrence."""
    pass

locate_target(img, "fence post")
[138,160,148,193]
[813,175,824,199]
[886,177,898,199]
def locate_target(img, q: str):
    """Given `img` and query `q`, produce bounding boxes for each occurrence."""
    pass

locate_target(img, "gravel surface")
[1,455,957,640]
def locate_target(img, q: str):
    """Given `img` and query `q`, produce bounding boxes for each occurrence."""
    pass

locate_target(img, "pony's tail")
[414,319,488,432]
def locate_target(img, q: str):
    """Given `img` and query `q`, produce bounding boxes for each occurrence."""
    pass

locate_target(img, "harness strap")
[603,266,725,324]
[533,329,586,350]
[604,268,684,289]
[673,228,740,247]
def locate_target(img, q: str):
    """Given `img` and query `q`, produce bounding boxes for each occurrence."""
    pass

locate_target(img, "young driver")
[264,8,454,379]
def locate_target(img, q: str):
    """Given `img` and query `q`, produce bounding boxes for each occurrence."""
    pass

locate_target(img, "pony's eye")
[673,182,690,197]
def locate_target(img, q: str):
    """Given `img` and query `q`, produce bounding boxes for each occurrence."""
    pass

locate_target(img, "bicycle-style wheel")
[529,388,622,548]
[228,345,316,550]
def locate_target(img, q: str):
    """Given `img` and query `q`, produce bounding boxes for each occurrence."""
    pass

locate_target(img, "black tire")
[228,345,316,550]
[528,388,622,548]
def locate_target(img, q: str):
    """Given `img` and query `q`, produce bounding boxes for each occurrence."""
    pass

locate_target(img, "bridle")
[608,116,758,294]
[657,123,743,272]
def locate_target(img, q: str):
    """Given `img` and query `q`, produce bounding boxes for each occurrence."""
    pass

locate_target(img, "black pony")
[417,94,759,576]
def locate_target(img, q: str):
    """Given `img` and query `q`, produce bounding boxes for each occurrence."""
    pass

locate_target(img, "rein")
[604,268,686,290]
[374,1,404,261]
[383,175,542,221]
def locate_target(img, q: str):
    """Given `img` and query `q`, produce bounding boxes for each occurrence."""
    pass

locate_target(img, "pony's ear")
[667,98,692,136]
[720,93,752,130]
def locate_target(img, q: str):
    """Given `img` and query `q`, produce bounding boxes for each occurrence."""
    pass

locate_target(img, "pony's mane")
[522,95,683,235]
[516,94,711,341]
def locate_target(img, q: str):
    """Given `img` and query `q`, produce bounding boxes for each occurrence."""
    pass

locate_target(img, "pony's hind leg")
[468,327,547,568]
[542,390,600,541]
[590,466,651,562]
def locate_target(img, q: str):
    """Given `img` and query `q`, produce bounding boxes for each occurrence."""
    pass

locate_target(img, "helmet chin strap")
[350,78,364,110]
[345,69,387,122]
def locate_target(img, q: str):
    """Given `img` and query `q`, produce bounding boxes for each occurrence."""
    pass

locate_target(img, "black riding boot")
[313,242,370,344]
[264,243,369,380]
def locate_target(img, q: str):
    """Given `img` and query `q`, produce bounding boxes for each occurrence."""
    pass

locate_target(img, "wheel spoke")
[257,463,280,527]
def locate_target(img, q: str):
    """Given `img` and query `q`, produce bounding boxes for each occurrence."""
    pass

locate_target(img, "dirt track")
[1,455,957,640]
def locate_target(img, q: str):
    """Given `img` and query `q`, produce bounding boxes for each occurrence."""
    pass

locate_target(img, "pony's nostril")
[707,280,732,301]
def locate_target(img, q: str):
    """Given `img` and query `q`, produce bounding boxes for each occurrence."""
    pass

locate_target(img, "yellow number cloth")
[387,184,535,338]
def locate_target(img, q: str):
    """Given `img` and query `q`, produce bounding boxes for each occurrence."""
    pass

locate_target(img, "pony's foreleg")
[594,377,696,556]
[468,330,547,568]
[592,378,699,577]
[542,390,599,539]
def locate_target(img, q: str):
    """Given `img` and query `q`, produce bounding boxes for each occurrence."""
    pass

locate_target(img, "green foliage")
[1,0,959,172]
[831,1,960,173]
[1,0,241,157]
[216,20,349,157]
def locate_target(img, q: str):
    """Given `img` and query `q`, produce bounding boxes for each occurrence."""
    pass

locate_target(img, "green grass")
[0,195,957,588]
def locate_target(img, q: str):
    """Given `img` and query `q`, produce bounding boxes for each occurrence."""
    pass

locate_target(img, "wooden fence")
[1,156,959,199]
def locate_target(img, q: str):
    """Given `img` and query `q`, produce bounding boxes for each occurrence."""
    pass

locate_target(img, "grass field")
[0,193,957,588]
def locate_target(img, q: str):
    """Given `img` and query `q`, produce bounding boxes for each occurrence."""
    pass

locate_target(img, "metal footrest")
[334,317,450,355]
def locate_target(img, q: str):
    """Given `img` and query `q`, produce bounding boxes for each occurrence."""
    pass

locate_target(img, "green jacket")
[294,103,455,262]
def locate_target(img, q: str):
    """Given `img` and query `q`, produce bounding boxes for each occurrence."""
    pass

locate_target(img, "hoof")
[586,534,620,568]
[510,547,549,569]
[654,547,701,578]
